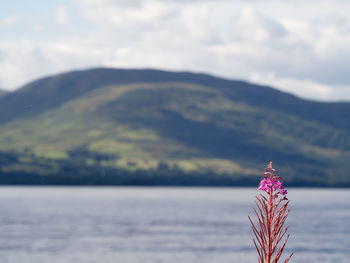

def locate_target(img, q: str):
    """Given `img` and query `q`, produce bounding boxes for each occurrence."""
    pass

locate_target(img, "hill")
[0,68,349,186]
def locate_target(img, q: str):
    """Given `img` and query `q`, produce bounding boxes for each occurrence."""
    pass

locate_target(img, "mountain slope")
[0,68,349,186]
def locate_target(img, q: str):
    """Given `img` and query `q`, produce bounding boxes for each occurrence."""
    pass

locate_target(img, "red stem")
[250,162,292,263]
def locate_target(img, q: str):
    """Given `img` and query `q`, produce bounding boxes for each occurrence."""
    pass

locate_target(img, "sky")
[1,0,350,101]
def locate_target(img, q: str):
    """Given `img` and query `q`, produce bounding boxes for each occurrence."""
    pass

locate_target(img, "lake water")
[0,187,348,263]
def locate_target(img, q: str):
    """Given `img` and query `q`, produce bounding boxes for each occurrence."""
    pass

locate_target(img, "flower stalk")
[248,162,293,263]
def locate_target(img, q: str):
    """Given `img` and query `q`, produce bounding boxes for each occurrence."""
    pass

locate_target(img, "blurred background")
[0,0,349,262]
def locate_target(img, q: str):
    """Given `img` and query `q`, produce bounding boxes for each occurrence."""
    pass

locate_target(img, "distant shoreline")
[0,175,348,188]
[0,185,349,189]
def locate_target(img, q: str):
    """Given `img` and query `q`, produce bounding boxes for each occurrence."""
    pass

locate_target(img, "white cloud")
[234,6,287,43]
[1,14,20,25]
[250,72,349,101]
[0,0,350,101]
[0,39,107,90]
[55,5,69,25]
[76,0,177,28]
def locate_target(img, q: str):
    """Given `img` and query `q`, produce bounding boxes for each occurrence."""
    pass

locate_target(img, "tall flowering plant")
[248,162,293,263]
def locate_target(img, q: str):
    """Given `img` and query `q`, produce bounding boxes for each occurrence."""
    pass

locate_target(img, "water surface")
[0,187,348,263]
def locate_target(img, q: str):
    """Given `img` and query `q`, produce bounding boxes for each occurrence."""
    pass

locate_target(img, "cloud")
[55,5,69,25]
[0,0,350,101]
[1,14,21,26]
[76,0,177,29]
[0,39,106,90]
[250,72,350,101]
[74,0,142,8]
[234,6,287,43]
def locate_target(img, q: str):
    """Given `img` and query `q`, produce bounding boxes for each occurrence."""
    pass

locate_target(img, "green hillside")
[0,68,349,186]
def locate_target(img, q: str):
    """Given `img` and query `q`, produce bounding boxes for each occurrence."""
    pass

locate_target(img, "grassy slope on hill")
[0,68,349,186]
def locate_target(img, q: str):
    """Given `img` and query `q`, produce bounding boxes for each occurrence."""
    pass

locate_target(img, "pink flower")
[249,162,293,263]
[258,162,287,197]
